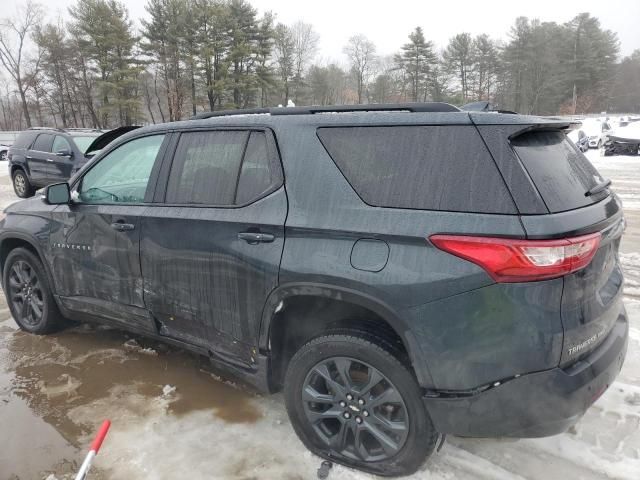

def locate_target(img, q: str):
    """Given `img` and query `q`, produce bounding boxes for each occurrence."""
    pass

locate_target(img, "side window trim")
[155,127,284,208]
[70,133,170,206]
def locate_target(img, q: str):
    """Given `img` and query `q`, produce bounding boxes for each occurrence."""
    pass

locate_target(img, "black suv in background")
[7,127,136,198]
[0,104,628,476]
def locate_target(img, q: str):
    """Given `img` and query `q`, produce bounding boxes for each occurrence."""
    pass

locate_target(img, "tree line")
[0,0,638,131]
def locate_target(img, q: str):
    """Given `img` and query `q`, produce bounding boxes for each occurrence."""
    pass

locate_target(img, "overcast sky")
[6,0,640,60]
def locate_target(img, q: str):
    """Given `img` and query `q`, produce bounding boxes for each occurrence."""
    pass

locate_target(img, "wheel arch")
[0,233,56,295]
[259,283,434,390]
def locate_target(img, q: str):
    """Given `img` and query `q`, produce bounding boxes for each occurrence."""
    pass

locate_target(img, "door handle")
[238,232,275,244]
[46,159,54,162]
[111,222,135,232]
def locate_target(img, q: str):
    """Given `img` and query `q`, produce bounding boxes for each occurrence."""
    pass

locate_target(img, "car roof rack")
[27,127,104,133]
[191,102,461,120]
[28,126,63,132]
[460,101,518,115]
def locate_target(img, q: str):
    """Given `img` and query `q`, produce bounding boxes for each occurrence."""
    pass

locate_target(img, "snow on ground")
[1,149,640,480]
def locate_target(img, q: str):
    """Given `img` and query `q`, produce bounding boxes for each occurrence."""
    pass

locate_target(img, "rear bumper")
[423,309,628,438]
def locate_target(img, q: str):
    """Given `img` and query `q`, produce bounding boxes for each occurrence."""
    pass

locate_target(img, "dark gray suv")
[0,104,628,476]
[7,127,136,198]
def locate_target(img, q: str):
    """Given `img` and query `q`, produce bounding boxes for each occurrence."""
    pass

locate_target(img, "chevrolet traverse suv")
[0,104,628,476]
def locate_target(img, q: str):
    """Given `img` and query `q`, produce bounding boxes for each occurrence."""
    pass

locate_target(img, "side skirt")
[56,295,273,394]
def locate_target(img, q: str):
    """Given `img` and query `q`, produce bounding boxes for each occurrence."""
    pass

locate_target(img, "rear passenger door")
[28,133,55,186]
[140,129,287,366]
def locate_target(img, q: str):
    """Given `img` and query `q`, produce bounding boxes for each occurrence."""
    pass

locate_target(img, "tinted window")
[511,130,604,213]
[236,132,275,204]
[14,131,38,149]
[317,126,516,213]
[32,134,54,152]
[53,136,71,153]
[166,131,247,205]
[78,135,165,204]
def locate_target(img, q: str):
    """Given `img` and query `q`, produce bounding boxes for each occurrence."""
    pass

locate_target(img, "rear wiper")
[585,179,612,197]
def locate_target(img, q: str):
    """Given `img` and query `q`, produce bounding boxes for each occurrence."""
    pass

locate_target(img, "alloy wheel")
[302,356,410,462]
[8,260,45,326]
[14,173,26,196]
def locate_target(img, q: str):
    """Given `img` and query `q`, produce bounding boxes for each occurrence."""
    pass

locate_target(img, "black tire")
[284,334,437,477]
[3,247,64,334]
[12,169,35,198]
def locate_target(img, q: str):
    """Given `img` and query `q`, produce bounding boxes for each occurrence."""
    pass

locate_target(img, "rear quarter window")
[13,131,38,149]
[317,125,516,213]
[511,130,605,213]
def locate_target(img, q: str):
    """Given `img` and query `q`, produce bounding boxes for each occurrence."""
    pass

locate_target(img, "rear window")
[511,130,605,213]
[13,131,38,149]
[317,126,516,213]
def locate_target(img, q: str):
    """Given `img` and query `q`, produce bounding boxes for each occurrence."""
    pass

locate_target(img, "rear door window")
[32,134,54,152]
[166,131,247,205]
[235,132,274,204]
[317,126,516,213]
[166,130,282,206]
[511,130,605,213]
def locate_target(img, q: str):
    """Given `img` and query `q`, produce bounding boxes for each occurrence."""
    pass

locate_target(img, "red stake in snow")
[74,420,111,480]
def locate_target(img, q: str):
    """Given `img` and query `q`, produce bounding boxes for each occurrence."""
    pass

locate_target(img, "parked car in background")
[7,127,138,198]
[581,119,612,148]
[604,122,640,156]
[0,104,627,476]
[567,128,589,152]
[0,144,10,161]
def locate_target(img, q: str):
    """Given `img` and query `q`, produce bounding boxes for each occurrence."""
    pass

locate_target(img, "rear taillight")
[429,232,601,283]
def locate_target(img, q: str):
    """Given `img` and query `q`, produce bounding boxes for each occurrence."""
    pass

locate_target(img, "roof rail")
[460,101,518,115]
[28,126,63,132]
[191,102,460,120]
[27,127,105,133]
[64,128,106,133]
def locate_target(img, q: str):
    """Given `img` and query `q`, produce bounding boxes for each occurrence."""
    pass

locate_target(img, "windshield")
[72,135,100,153]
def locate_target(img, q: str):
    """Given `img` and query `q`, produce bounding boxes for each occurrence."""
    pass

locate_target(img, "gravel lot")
[0,149,639,480]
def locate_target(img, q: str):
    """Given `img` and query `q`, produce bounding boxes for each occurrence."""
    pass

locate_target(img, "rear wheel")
[284,334,437,476]
[12,170,35,198]
[3,247,64,334]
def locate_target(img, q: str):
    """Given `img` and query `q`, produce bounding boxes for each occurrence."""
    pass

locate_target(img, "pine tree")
[395,27,436,102]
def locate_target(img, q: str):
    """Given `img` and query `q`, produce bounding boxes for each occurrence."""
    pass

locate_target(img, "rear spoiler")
[463,102,581,133]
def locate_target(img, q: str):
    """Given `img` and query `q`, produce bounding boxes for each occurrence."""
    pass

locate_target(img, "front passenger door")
[49,134,168,332]
[50,135,75,183]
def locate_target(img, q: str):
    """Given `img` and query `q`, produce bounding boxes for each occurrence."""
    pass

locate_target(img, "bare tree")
[290,21,318,103]
[0,0,42,127]
[273,23,295,104]
[344,34,376,104]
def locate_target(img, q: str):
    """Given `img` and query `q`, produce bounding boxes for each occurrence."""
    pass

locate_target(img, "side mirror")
[43,182,70,205]
[55,149,73,158]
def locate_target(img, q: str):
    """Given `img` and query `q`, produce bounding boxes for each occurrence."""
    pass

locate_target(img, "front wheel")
[3,247,64,334]
[284,334,437,476]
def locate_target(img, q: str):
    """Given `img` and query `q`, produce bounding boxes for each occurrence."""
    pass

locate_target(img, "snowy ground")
[0,150,639,479]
